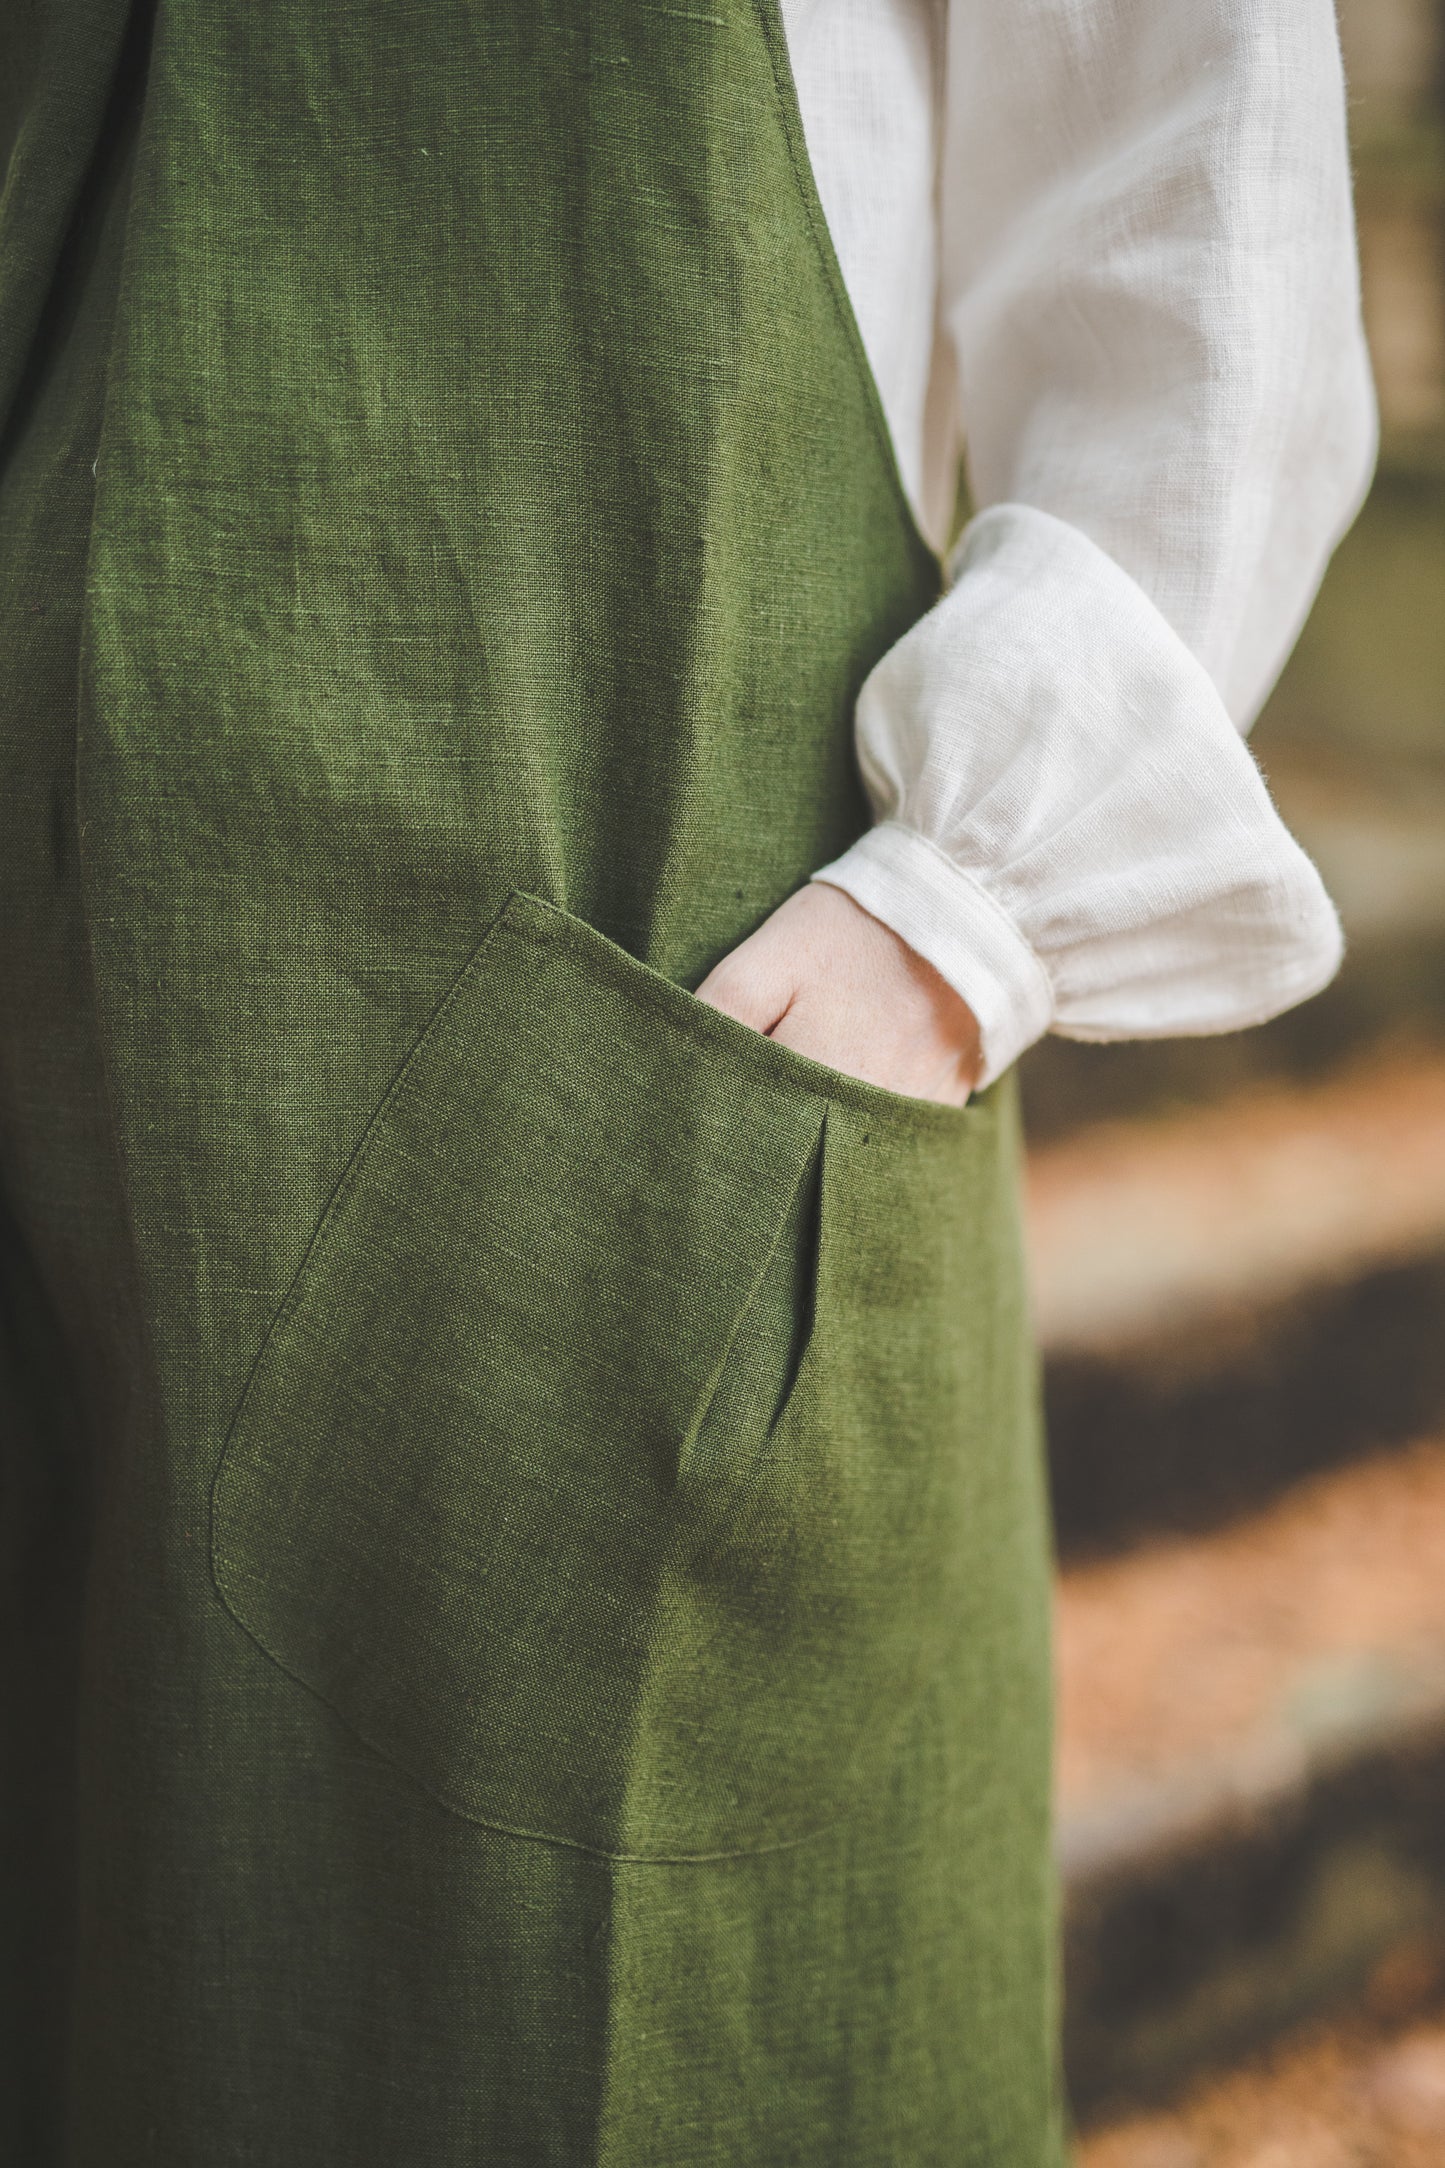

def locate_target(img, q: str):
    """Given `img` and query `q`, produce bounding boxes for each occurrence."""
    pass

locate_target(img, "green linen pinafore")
[0,0,1063,2158]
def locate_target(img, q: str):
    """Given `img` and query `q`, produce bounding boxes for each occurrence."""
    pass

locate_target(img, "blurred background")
[1022,5,1445,2159]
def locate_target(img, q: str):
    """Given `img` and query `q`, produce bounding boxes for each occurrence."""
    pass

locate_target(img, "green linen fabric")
[0,0,1065,2159]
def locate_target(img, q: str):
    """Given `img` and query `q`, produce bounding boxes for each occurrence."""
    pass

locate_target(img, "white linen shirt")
[781,0,1378,1087]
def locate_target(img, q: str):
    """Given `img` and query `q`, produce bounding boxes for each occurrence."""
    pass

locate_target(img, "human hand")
[693,882,982,1108]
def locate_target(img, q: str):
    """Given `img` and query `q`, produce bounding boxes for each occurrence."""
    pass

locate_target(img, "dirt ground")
[1026,1050,1445,1355]
[1080,1947,1445,2167]
[1056,1434,1445,1814]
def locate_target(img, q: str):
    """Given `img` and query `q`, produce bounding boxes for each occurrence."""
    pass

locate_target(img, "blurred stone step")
[1027,1049,1445,1555]
[1079,1954,1445,2168]
[1057,1438,1445,2122]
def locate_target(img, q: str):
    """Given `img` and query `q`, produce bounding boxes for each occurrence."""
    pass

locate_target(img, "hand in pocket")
[693,880,982,1108]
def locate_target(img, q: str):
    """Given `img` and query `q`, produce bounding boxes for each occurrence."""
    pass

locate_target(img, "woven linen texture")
[0,0,1062,2158]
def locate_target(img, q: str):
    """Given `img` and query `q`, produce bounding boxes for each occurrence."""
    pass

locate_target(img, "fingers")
[691,884,982,1108]
[693,920,798,1034]
[768,986,973,1106]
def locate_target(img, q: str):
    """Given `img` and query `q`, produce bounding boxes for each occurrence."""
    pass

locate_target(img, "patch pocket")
[210,891,826,1858]
[211,889,1007,1861]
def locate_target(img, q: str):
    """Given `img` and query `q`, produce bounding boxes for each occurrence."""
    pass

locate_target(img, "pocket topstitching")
[210,892,824,1857]
[209,891,1002,1859]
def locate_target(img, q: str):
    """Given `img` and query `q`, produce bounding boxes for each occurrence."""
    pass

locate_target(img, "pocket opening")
[209,891,1011,1861]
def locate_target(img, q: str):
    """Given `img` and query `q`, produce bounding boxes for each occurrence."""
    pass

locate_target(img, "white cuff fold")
[806,501,1346,1085]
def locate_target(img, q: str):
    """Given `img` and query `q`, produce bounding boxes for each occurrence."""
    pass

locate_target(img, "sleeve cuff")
[811,502,1346,1080]
[811,820,1056,1090]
